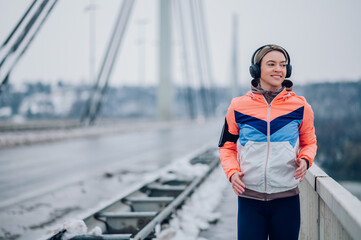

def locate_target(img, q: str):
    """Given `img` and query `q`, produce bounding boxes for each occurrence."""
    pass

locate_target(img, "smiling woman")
[259,51,287,90]
[218,44,317,240]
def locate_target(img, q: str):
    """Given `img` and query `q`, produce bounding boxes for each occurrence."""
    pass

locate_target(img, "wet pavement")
[200,182,238,239]
[0,119,224,240]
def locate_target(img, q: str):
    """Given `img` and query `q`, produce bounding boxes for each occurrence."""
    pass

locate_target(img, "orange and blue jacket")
[218,88,317,194]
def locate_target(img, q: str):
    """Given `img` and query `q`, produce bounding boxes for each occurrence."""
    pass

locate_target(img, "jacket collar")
[247,79,295,103]
[251,79,293,92]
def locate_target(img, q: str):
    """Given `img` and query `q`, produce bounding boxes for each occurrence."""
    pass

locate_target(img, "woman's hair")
[254,44,288,65]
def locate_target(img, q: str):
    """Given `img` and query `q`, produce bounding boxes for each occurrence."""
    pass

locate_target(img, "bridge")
[0,1,361,240]
[0,121,360,240]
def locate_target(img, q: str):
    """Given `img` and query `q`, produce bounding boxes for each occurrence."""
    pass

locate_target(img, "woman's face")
[260,50,287,90]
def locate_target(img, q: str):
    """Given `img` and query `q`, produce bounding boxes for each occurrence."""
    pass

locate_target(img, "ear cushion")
[249,64,261,78]
[250,63,293,78]
[286,65,292,78]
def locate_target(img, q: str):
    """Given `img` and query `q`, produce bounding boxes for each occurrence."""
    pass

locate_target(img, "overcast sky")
[0,0,361,88]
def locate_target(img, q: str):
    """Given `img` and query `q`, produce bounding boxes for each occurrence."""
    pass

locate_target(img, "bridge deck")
[199,183,237,239]
[0,119,360,240]
[0,120,221,240]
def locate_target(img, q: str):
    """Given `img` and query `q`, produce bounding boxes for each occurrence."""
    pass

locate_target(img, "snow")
[155,152,228,240]
[57,150,228,240]
[87,226,102,236]
[0,123,225,240]
[50,219,102,240]
[0,106,12,117]
[59,220,87,240]
[51,88,77,116]
[159,159,209,183]
[11,82,28,93]
[0,167,147,240]
[42,149,227,240]
[51,150,228,240]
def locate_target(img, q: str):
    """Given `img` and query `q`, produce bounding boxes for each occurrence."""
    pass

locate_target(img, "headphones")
[249,44,292,79]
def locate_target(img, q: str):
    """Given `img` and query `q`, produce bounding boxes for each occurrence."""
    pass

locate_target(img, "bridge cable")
[193,0,215,116]
[0,0,58,94]
[196,0,217,115]
[0,0,50,69]
[188,0,210,118]
[172,0,197,119]
[87,0,135,125]
[81,0,128,124]
[0,0,38,51]
[81,0,135,125]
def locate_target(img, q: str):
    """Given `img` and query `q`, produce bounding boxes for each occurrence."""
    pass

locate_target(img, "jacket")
[218,88,317,194]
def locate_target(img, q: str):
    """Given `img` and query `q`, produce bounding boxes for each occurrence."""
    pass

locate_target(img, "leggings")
[237,195,300,240]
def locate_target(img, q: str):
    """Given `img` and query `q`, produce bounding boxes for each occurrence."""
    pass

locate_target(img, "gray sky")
[0,0,361,87]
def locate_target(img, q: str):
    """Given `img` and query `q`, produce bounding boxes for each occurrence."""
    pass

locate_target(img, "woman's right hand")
[230,172,246,196]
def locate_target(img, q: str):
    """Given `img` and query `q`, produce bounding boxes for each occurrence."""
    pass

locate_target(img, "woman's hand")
[231,172,246,196]
[295,158,308,182]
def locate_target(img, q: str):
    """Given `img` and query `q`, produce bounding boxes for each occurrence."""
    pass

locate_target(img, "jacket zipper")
[265,103,271,194]
[262,95,274,199]
[259,90,286,200]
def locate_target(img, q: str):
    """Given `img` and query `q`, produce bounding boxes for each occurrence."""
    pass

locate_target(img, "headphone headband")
[249,44,292,79]
[251,44,291,65]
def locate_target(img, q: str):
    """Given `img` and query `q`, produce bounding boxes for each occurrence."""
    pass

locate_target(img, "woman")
[218,44,317,240]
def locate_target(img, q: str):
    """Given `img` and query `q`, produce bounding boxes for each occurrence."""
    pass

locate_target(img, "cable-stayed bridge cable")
[0,0,58,94]
[173,0,197,119]
[189,0,211,118]
[81,0,135,125]
[0,0,38,51]
[196,0,217,115]
[0,0,50,69]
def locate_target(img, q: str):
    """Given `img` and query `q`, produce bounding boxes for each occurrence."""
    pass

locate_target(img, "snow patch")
[60,220,87,240]
[156,164,228,240]
[88,226,102,236]
[160,159,209,182]
[50,219,102,240]
[0,107,12,117]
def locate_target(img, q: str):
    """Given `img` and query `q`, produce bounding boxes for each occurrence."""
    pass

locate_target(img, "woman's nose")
[274,65,282,72]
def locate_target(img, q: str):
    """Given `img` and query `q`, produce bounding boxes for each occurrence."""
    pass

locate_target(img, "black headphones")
[249,44,292,79]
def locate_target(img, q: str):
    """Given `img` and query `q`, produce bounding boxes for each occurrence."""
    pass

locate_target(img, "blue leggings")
[237,195,300,240]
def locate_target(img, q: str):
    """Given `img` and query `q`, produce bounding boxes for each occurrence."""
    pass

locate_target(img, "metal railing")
[299,164,361,240]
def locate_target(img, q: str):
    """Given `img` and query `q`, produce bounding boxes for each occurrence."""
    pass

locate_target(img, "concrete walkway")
[200,183,238,239]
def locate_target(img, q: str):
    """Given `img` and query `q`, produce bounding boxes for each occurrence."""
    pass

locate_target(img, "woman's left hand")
[295,158,308,182]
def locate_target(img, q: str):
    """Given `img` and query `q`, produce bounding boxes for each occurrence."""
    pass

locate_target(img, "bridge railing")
[299,164,361,240]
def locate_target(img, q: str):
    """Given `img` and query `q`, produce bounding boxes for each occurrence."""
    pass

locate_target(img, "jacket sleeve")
[218,99,240,181]
[298,100,317,168]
